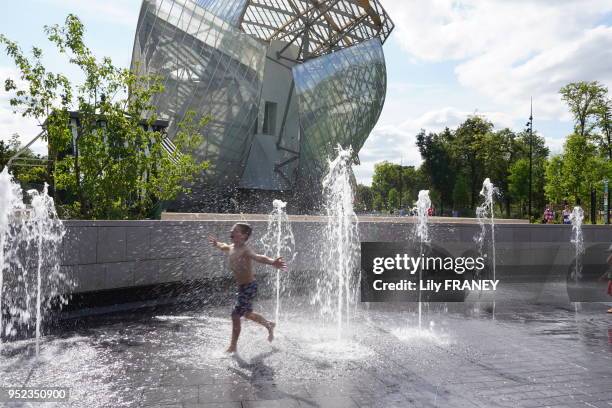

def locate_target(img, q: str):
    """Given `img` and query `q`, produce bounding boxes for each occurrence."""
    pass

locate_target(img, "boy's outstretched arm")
[249,251,287,270]
[208,235,231,252]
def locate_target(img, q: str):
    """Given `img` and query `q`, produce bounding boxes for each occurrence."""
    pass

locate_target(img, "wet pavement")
[0,298,611,408]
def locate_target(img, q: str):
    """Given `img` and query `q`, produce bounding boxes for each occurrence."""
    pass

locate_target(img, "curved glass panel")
[196,0,247,26]
[131,0,267,186]
[293,38,387,176]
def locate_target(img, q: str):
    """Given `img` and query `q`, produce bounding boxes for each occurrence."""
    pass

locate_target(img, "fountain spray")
[0,168,70,355]
[569,206,584,285]
[28,184,66,355]
[313,146,360,339]
[414,190,431,330]
[475,178,498,282]
[0,169,25,343]
[260,200,295,325]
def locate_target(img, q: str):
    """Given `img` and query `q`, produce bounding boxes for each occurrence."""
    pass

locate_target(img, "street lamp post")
[398,171,402,210]
[604,178,609,224]
[527,98,533,222]
[398,159,404,210]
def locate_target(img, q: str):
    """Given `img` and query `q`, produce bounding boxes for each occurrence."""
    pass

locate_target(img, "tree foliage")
[1,15,208,219]
[560,81,608,139]
[416,128,454,213]
[544,134,612,209]
[354,183,373,212]
[371,161,426,211]
[0,134,50,189]
[412,115,548,217]
[453,116,493,209]
[542,81,612,222]
[544,155,565,205]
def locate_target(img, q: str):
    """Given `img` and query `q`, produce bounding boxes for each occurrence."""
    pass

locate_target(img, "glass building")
[131,0,394,212]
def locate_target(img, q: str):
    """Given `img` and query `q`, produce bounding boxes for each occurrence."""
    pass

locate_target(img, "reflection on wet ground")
[1,298,611,407]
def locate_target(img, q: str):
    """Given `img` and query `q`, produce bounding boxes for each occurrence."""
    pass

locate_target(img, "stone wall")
[58,218,612,295]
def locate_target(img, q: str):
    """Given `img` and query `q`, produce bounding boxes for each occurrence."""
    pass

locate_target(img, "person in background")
[562,203,572,225]
[602,244,612,313]
[543,205,554,224]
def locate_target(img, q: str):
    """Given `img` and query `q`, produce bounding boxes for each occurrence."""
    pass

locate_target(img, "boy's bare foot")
[226,346,237,353]
[267,322,275,342]
[607,308,612,313]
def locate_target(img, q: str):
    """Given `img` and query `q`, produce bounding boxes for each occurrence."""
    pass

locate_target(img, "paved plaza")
[1,298,611,408]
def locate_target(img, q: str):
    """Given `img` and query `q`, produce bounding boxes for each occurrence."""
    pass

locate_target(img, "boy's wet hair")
[234,223,252,239]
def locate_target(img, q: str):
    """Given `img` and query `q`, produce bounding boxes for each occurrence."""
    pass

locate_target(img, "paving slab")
[0,297,610,408]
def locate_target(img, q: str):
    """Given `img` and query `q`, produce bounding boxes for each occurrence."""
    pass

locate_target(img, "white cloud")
[456,25,612,120]
[380,0,612,120]
[381,0,611,62]
[544,136,564,157]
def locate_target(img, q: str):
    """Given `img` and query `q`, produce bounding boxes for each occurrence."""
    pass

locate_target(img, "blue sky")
[2,0,612,185]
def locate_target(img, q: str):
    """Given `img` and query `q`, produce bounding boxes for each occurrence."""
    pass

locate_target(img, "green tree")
[513,130,549,216]
[355,183,373,212]
[544,155,566,206]
[414,114,549,220]
[371,162,427,211]
[563,134,595,201]
[549,134,611,211]
[560,81,608,139]
[372,192,384,212]
[1,15,207,219]
[474,128,520,216]
[452,172,470,215]
[0,135,20,169]
[371,161,395,210]
[399,166,427,208]
[387,188,399,211]
[508,158,530,216]
[416,128,455,214]
[0,134,50,189]
[453,115,494,209]
[595,97,612,160]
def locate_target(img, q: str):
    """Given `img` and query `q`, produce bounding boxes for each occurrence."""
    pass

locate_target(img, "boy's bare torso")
[228,244,255,285]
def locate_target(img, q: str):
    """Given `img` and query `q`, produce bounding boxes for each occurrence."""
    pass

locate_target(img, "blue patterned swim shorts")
[232,281,258,317]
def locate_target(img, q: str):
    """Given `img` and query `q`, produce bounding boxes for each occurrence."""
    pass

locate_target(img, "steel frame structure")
[240,0,394,62]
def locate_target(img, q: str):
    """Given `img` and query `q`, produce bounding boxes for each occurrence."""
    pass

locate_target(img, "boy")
[208,223,286,353]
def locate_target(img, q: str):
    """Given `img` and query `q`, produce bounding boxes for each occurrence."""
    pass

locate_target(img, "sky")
[2,0,612,185]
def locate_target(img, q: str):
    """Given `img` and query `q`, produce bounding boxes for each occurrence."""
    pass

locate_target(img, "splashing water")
[413,190,431,330]
[29,185,67,355]
[414,190,432,244]
[475,178,498,281]
[260,200,295,325]
[0,169,25,344]
[391,322,452,346]
[0,168,71,354]
[569,206,584,283]
[312,146,360,339]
